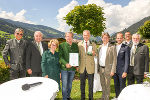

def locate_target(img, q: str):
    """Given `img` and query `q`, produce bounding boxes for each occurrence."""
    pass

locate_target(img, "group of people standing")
[2,28,149,100]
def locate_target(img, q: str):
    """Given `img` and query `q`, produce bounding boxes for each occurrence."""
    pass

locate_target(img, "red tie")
[86,42,88,52]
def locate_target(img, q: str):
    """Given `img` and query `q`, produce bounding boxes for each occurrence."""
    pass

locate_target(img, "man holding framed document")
[59,32,79,100]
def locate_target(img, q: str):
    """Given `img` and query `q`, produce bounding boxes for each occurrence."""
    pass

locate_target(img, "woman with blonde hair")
[41,39,60,89]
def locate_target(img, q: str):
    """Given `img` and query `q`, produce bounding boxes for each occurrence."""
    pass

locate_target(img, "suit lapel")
[79,41,86,54]
[13,39,17,47]
[41,42,45,51]
[106,43,111,57]
[33,41,40,52]
[135,43,142,54]
[118,44,124,54]
[98,45,102,53]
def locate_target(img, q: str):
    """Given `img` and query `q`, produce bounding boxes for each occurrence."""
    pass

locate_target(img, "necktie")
[37,43,41,55]
[86,42,88,52]
[131,45,137,66]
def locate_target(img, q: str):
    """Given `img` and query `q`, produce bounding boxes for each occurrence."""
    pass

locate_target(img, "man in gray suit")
[26,31,48,77]
[128,33,149,85]
[2,28,28,80]
[97,33,116,100]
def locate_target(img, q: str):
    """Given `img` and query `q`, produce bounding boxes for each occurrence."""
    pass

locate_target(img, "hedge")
[0,62,9,84]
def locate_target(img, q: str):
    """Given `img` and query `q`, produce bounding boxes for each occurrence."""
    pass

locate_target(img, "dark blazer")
[116,43,130,74]
[2,39,28,70]
[133,43,149,75]
[26,41,48,72]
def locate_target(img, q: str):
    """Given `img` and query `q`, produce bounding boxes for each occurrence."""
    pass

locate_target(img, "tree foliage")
[64,4,106,36]
[138,20,150,39]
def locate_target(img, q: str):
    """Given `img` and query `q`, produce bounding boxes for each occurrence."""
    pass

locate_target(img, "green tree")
[138,20,150,39]
[64,4,106,36]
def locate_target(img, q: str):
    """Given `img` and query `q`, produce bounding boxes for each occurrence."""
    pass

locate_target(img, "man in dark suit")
[26,31,48,77]
[113,33,130,98]
[128,33,149,85]
[2,28,28,80]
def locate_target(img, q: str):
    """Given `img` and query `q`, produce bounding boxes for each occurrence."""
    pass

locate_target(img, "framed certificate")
[69,53,79,66]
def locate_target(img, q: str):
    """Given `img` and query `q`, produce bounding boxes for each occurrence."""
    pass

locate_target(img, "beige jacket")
[78,41,97,74]
[97,43,117,74]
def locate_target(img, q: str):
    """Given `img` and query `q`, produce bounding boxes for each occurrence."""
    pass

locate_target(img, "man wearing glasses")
[2,28,28,80]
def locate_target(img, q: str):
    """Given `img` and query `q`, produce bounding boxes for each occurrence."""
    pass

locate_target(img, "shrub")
[0,62,9,83]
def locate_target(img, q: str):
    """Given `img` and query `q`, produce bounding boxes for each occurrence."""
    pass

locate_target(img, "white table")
[118,84,150,100]
[0,77,59,100]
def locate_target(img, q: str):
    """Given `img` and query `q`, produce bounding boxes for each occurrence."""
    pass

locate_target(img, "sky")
[0,0,150,34]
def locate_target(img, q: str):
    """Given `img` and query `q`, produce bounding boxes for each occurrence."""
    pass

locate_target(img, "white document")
[69,53,79,66]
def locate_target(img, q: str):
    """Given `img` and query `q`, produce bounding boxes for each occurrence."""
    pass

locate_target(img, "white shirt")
[130,44,137,54]
[116,43,122,56]
[83,40,90,52]
[15,39,20,43]
[99,43,108,66]
[36,42,43,55]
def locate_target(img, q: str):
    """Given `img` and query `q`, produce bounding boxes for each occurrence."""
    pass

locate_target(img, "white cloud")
[56,0,79,32]
[0,9,35,24]
[57,0,150,34]
[40,18,44,22]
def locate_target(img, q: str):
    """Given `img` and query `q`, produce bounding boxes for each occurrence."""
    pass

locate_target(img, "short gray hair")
[14,28,24,34]
[83,30,90,35]
[34,31,43,37]
[132,33,141,39]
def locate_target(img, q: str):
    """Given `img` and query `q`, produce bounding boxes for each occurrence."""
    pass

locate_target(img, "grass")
[55,78,115,100]
[0,42,149,99]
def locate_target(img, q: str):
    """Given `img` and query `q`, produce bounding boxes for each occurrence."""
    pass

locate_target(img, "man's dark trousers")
[80,69,94,100]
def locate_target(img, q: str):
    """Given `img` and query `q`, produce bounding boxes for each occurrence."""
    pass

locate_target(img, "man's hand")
[27,69,32,75]
[60,73,61,79]
[92,50,95,56]
[45,75,48,78]
[110,72,114,77]
[66,63,72,68]
[76,67,79,72]
[144,74,147,78]
[122,72,127,78]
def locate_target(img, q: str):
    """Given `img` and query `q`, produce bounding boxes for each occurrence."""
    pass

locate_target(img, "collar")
[117,43,122,46]
[84,40,90,43]
[102,43,109,47]
[15,39,21,43]
[36,42,42,45]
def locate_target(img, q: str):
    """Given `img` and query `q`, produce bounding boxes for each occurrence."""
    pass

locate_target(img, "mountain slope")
[0,18,65,39]
[111,16,150,37]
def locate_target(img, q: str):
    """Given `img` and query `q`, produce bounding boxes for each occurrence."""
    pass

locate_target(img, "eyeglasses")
[16,33,23,36]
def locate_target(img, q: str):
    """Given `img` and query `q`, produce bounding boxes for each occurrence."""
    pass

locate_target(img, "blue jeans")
[61,70,75,100]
